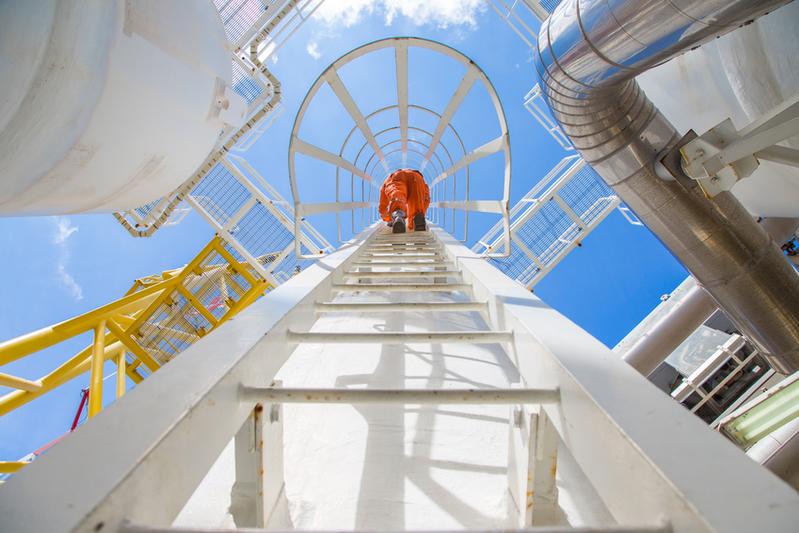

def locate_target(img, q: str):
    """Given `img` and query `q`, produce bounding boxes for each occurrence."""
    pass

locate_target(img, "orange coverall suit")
[378,169,430,230]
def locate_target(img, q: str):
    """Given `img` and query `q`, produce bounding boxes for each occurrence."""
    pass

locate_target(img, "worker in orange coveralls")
[378,168,430,233]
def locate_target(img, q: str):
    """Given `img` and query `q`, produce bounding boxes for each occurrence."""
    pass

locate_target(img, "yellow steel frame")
[0,236,272,432]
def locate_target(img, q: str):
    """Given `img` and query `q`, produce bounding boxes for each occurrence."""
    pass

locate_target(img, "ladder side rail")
[0,227,375,533]
[433,228,799,533]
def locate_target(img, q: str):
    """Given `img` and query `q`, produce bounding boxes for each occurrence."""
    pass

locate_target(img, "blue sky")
[0,2,686,461]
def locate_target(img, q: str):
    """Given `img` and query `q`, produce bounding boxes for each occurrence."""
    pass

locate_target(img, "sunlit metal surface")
[535,0,799,373]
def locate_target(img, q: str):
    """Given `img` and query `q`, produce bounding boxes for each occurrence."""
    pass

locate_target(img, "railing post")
[88,320,107,418]
[508,403,560,525]
[116,347,127,399]
[230,381,285,527]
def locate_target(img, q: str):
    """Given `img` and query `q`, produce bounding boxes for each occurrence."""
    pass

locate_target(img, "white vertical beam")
[508,405,560,526]
[260,399,286,527]
[395,41,409,164]
[230,408,264,527]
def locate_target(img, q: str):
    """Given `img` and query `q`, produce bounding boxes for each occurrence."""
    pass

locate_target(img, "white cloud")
[50,216,83,301]
[306,41,322,60]
[314,0,486,29]
[53,217,78,244]
[56,263,84,301]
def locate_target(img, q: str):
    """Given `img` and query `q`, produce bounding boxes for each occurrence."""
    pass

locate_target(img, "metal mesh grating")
[215,0,270,46]
[232,59,266,105]
[538,0,563,13]
[187,156,329,284]
[133,198,163,220]
[516,200,573,261]
[229,201,294,258]
[191,164,252,227]
[475,156,622,289]
[558,165,616,221]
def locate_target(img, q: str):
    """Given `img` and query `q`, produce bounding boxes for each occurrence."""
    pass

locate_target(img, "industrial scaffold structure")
[2,0,799,532]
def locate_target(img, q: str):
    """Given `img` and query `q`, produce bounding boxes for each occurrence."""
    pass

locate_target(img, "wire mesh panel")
[215,0,272,47]
[537,0,563,15]
[187,155,331,287]
[474,155,621,289]
[131,243,265,366]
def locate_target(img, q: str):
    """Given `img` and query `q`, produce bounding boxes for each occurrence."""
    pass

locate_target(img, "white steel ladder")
[232,227,562,529]
[2,226,797,533]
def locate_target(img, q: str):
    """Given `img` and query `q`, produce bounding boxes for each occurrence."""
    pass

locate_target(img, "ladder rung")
[285,330,511,344]
[368,243,438,247]
[315,301,487,312]
[240,386,559,405]
[343,270,460,278]
[372,238,434,244]
[121,521,666,533]
[364,248,440,254]
[351,260,452,266]
[331,283,471,292]
[362,252,443,258]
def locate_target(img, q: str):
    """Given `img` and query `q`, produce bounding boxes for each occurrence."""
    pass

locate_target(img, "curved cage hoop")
[288,37,511,258]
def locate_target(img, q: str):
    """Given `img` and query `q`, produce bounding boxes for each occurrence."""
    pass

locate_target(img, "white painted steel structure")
[113,0,322,237]
[2,225,798,531]
[288,37,512,258]
[524,84,574,151]
[0,1,239,215]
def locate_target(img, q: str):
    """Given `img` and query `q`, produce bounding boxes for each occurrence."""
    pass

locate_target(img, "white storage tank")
[0,0,245,215]
[638,3,799,219]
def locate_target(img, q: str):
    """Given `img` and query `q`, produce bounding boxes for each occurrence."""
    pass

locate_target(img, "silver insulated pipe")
[535,0,799,374]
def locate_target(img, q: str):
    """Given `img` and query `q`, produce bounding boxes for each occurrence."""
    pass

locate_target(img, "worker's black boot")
[391,210,406,233]
[413,212,426,231]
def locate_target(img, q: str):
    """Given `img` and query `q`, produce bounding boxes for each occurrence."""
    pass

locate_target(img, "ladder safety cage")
[335,103,471,244]
[474,154,624,289]
[288,37,512,259]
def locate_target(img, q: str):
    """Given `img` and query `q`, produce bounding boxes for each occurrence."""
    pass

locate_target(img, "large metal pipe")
[623,218,799,376]
[536,0,799,373]
[623,281,717,376]
[747,417,799,491]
